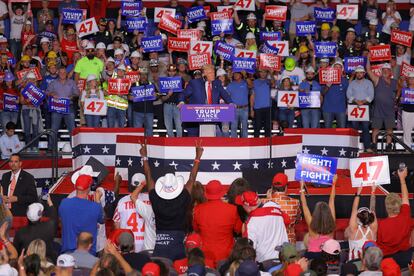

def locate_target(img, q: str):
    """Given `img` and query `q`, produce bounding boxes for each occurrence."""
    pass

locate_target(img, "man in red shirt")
[173,233,202,274]
[377,167,412,266]
[193,180,242,266]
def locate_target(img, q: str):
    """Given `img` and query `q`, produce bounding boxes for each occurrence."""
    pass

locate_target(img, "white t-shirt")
[10,14,25,40]
[397,52,411,66]
[0,264,17,276]
[81,89,104,102]
[135,198,156,250]
[0,1,7,30]
[381,11,401,34]
[279,67,306,90]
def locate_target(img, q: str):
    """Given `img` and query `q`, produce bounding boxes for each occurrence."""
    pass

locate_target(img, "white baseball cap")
[57,254,75,268]
[216,68,227,77]
[27,202,44,222]
[247,13,256,20]
[117,64,126,71]
[305,66,315,73]
[354,65,366,73]
[85,42,95,50]
[246,32,255,40]
[114,48,124,56]
[155,173,185,200]
[382,63,392,70]
[86,74,97,82]
[106,57,115,64]
[130,51,142,58]
[131,173,146,187]
[96,42,106,49]
[40,37,50,44]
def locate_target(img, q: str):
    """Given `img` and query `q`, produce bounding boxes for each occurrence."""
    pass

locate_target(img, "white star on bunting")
[116,158,121,166]
[233,161,242,170]
[339,148,346,156]
[154,160,160,167]
[303,147,310,154]
[127,158,133,166]
[281,159,287,168]
[252,161,259,169]
[321,147,328,155]
[83,146,91,154]
[211,161,221,170]
[169,161,178,170]
[102,146,109,154]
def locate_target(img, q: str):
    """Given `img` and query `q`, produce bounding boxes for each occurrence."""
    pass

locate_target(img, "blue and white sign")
[141,35,163,52]
[295,153,338,185]
[401,88,414,104]
[187,6,207,23]
[131,84,156,102]
[211,19,233,35]
[3,94,19,112]
[48,97,71,114]
[214,41,235,62]
[261,41,279,55]
[344,56,367,73]
[181,104,235,122]
[314,42,337,58]
[121,1,142,17]
[22,83,46,108]
[62,8,83,24]
[296,21,316,36]
[299,91,321,108]
[159,77,183,93]
[232,57,256,74]
[260,32,282,41]
[125,17,147,32]
[314,8,336,22]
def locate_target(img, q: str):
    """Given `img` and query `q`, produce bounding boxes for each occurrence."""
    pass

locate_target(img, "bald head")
[77,232,93,250]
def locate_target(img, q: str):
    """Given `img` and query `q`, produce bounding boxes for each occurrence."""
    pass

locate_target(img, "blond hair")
[385,193,402,216]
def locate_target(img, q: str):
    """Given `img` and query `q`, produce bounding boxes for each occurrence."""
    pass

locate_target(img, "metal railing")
[376,130,414,154]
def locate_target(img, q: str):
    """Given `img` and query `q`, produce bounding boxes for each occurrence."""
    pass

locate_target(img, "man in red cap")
[59,175,104,254]
[264,173,301,244]
[173,233,204,274]
[236,190,289,262]
[193,180,242,266]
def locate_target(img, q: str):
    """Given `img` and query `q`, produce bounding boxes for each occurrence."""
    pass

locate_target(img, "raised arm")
[300,180,312,227]
[58,16,64,42]
[140,142,155,191]
[185,140,204,193]
[8,0,14,18]
[366,57,379,86]
[370,184,378,230]
[349,186,362,232]
[398,167,409,205]
[329,174,337,220]
[117,9,122,29]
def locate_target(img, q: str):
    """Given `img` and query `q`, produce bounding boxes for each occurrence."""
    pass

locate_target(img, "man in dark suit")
[1,153,38,217]
[179,64,233,136]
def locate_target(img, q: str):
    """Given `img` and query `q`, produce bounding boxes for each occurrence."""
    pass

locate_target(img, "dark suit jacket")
[180,78,233,105]
[1,170,38,216]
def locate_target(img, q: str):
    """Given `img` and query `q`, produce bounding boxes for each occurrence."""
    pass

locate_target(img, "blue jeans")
[107,107,126,128]
[127,102,133,127]
[279,108,295,128]
[85,115,101,127]
[9,39,21,61]
[50,107,76,149]
[133,112,154,136]
[301,109,320,128]
[231,107,248,138]
[163,103,182,137]
[351,121,371,150]
[1,111,18,131]
[22,109,40,148]
[323,112,346,128]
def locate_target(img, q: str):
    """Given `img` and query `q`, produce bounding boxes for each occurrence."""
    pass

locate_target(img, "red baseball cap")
[75,175,93,191]
[381,258,400,276]
[272,173,288,187]
[284,263,303,276]
[142,262,160,276]
[205,180,226,200]
[235,191,259,207]
[185,233,202,249]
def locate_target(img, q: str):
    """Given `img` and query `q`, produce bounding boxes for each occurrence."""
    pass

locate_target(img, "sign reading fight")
[400,62,414,78]
[125,17,147,32]
[261,41,280,55]
[3,94,19,112]
[188,53,211,70]
[347,105,370,121]
[159,14,181,35]
[22,83,46,108]
[217,5,234,17]
[214,41,235,61]
[48,97,70,114]
[187,6,207,23]
[350,156,390,187]
[210,11,231,21]
[336,4,358,20]
[130,84,156,102]
[314,42,337,58]
[154,7,175,23]
[295,153,338,185]
[190,41,213,56]
[77,79,86,91]
[319,68,341,84]
[314,7,335,22]
[159,77,183,93]
[141,35,163,52]
[108,79,131,95]
[259,54,281,71]
[299,92,321,108]
[76,18,99,38]
[121,1,142,17]
[211,19,233,35]
[391,29,413,47]
[232,57,256,74]
[401,88,414,104]
[180,104,235,122]
[264,5,287,21]
[83,99,108,116]
[296,21,316,36]
[62,8,83,24]
[16,67,42,81]
[277,91,298,107]
[369,45,391,62]
[235,49,256,59]
[260,32,282,41]
[344,56,367,73]
[177,29,202,41]
[268,41,289,56]
[168,37,191,52]
[234,0,255,11]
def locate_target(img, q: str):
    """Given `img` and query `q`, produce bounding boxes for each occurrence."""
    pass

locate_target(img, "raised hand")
[195,139,204,160]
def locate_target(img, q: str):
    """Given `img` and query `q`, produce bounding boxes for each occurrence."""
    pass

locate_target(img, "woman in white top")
[81,74,105,127]
[380,0,401,43]
[7,0,30,59]
[345,185,378,261]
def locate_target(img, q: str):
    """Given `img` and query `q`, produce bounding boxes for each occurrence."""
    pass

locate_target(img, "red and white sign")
[235,48,257,59]
[16,67,42,81]
[400,62,414,78]
[347,105,369,122]
[350,156,390,187]
[391,30,413,47]
[154,7,176,23]
[265,5,287,21]
[77,79,86,91]
[268,40,289,57]
[84,99,108,116]
[336,4,358,20]
[371,64,383,77]
[75,18,99,38]
[159,14,182,35]
[210,11,232,21]
[190,41,213,56]
[217,5,234,17]
[108,78,131,95]
[188,53,212,70]
[259,54,281,71]
[126,71,140,83]
[234,0,255,11]
[369,45,391,62]
[168,37,191,52]
[177,29,202,41]
[319,68,341,84]
[277,91,299,107]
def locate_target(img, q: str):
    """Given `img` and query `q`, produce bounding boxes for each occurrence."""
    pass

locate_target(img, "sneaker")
[385,143,393,152]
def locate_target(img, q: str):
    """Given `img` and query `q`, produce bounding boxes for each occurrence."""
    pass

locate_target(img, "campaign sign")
[217,5,234,17]
[141,36,163,53]
[84,99,108,116]
[234,0,255,11]
[131,84,156,102]
[314,7,335,22]
[235,49,256,59]
[159,77,183,93]
[108,79,131,95]
[369,45,391,62]
[259,54,281,71]
[401,88,414,105]
[214,41,235,62]
[336,4,358,20]
[77,79,86,92]
[76,18,99,38]
[7,57,15,66]
[168,37,191,53]
[261,41,280,55]
[3,94,19,112]
[177,29,202,41]
[371,64,383,77]
[277,91,299,107]
[260,32,282,41]
[154,7,176,23]
[126,71,140,83]
[344,56,367,73]
[264,5,287,21]
[400,62,414,78]
[190,41,213,56]
[22,83,46,108]
[48,97,70,114]
[232,57,256,74]
[347,105,370,121]
[296,21,316,36]
[211,19,233,35]
[350,156,390,187]
[268,41,289,56]
[159,14,182,35]
[62,8,83,24]
[210,11,231,21]
[187,6,207,23]
[314,42,337,58]
[319,68,341,85]
[188,53,211,70]
[299,92,321,108]
[295,153,338,185]
[391,30,413,47]
[181,104,235,123]
[16,67,42,81]
[125,17,147,32]
[121,1,142,17]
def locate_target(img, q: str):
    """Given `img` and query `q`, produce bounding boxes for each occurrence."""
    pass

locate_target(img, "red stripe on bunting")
[284,128,359,137]
[72,127,144,136]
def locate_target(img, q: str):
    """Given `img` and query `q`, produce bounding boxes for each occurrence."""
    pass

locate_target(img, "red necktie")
[7,174,16,208]
[207,82,212,104]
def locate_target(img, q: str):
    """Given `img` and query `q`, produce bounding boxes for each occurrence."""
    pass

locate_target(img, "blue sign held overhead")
[125,17,147,32]
[295,153,338,185]
[131,84,156,102]
[211,19,233,36]
[187,6,207,23]
[344,56,367,73]
[214,41,235,62]
[314,7,336,22]
[314,42,337,58]
[232,57,256,74]
[62,8,83,24]
[121,1,142,17]
[141,36,163,52]
[296,21,316,36]
[159,77,183,93]
[260,32,282,41]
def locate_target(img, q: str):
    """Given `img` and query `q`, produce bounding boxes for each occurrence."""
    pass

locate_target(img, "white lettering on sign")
[160,80,180,89]
[315,44,336,54]
[195,108,220,119]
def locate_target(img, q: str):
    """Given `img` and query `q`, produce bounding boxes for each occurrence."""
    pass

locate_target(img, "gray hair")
[363,247,383,271]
